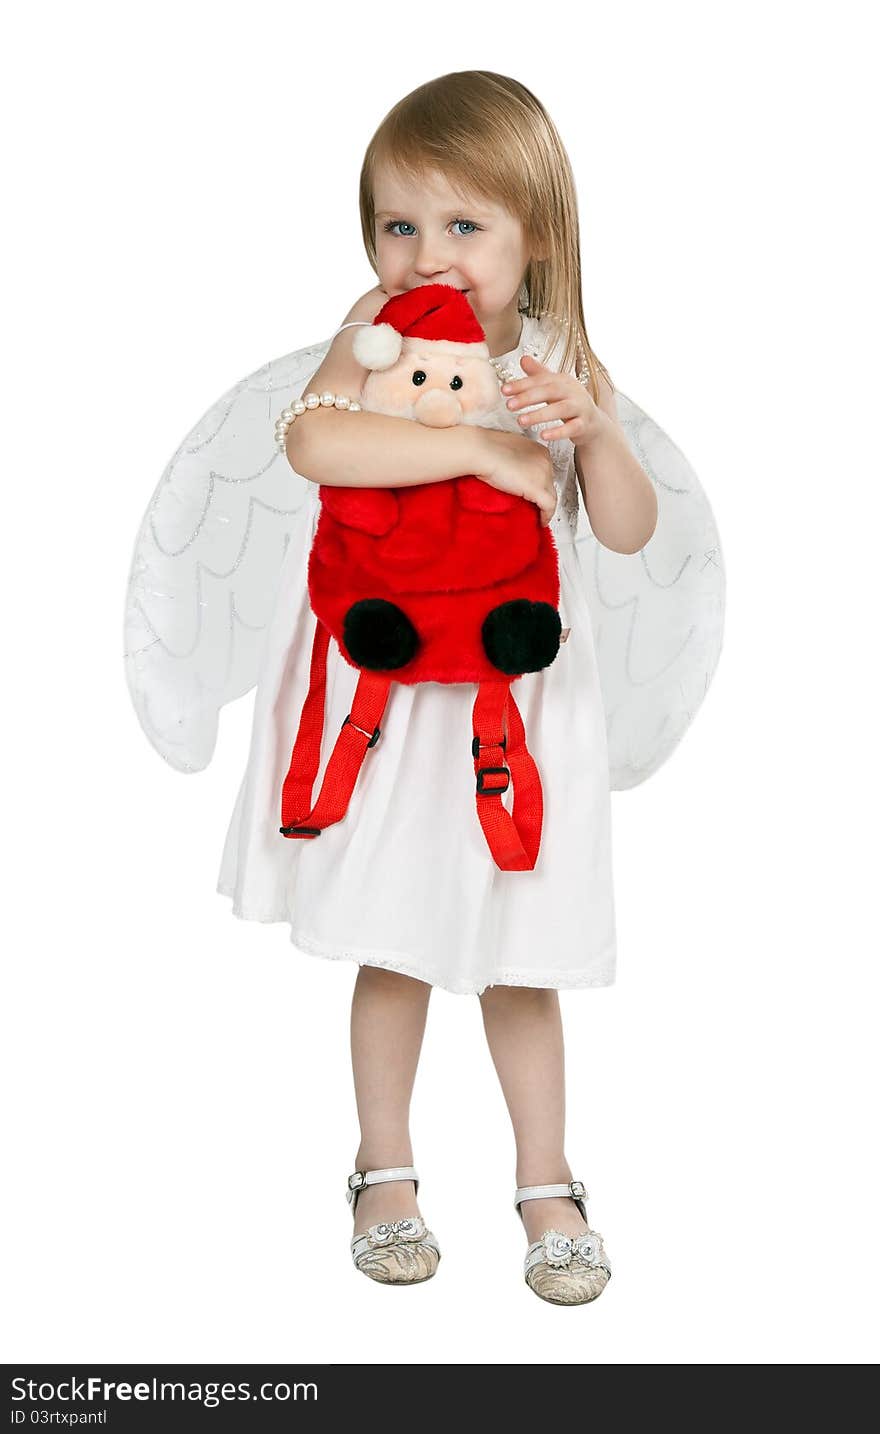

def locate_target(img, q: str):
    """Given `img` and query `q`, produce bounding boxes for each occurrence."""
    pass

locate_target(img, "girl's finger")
[539,421,574,441]
[500,357,548,392]
[507,384,565,411]
[516,399,574,428]
[538,413,589,442]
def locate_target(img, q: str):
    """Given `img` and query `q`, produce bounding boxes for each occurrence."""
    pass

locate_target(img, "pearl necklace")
[488,311,591,388]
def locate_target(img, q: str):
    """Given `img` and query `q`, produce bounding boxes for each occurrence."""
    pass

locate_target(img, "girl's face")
[372,162,532,326]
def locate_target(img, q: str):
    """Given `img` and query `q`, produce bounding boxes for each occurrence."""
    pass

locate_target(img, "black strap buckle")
[343,714,381,748]
[472,733,507,758]
[476,765,510,796]
[279,825,321,838]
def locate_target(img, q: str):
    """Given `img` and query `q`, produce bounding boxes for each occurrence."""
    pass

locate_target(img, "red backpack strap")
[472,680,543,871]
[280,619,391,839]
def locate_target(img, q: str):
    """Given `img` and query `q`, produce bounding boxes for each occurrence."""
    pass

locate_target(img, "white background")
[3,0,877,1366]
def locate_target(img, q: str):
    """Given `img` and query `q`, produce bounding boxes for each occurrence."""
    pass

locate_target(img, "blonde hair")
[358,70,613,405]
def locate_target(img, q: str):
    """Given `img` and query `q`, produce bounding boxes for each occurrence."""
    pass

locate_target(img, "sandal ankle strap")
[346,1165,419,1207]
[515,1180,589,1223]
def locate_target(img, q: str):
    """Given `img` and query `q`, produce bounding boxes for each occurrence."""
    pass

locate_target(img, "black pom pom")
[343,599,420,671]
[482,600,561,675]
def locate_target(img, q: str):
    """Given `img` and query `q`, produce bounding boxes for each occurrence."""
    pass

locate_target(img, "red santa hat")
[352,283,490,371]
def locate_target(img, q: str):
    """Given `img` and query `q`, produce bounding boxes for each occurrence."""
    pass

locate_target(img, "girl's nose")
[414,243,450,278]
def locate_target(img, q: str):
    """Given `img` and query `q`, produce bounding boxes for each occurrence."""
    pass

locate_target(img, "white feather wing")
[123,340,330,772]
[574,391,725,789]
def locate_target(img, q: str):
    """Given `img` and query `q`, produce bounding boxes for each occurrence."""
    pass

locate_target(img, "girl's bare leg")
[478,986,589,1245]
[349,965,432,1236]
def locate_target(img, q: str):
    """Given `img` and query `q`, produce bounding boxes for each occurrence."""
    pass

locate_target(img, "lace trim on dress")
[287,924,616,995]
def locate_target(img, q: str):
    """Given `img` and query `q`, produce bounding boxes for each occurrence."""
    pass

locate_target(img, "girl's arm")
[288,395,491,491]
[286,291,558,522]
[292,283,386,408]
[574,373,658,554]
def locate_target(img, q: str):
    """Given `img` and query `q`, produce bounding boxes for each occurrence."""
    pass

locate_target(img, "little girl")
[218,70,657,1305]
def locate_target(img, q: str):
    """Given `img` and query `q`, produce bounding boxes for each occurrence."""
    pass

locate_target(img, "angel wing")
[574,391,725,790]
[123,339,331,773]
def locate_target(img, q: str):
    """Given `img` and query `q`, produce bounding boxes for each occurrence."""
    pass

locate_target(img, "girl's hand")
[501,354,605,447]
[473,425,558,526]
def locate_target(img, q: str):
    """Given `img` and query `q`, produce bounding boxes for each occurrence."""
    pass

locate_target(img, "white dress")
[217,314,616,995]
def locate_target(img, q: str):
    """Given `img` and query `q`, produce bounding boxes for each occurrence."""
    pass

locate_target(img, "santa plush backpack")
[279,285,562,872]
[123,291,724,874]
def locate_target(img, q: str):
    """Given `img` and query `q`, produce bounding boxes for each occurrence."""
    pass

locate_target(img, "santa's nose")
[413,388,462,428]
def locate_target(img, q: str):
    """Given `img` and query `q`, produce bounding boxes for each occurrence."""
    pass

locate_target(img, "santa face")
[372,163,532,354]
[362,337,521,432]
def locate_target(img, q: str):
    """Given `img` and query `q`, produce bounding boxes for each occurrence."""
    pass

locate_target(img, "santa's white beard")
[359,394,548,438]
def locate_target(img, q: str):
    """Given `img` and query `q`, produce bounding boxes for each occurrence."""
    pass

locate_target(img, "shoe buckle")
[348,1171,367,1191]
[569,1180,586,1199]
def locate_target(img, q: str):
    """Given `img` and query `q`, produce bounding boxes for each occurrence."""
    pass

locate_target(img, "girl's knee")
[479,983,556,1006]
[356,963,431,995]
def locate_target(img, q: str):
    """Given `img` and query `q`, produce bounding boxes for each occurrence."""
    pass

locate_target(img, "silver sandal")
[515,1179,612,1305]
[346,1165,441,1285]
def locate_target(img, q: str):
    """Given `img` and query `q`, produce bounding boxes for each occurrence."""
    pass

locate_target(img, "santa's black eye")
[450,375,463,390]
[412,370,427,385]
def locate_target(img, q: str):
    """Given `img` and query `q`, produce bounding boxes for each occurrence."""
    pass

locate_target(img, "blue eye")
[382,219,481,237]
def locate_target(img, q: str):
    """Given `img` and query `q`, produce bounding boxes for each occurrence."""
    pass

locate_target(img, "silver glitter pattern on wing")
[573,391,725,789]
[123,341,331,772]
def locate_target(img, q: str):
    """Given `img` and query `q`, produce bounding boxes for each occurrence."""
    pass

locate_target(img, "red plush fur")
[310,476,560,685]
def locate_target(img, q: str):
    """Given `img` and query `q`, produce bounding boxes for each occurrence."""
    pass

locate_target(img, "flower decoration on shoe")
[541,1228,608,1268]
[366,1216,427,1247]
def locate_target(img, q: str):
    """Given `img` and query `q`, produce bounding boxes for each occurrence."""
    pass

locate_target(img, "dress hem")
[216,882,616,996]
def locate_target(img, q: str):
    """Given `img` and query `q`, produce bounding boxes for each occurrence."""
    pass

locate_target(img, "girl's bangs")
[367,132,524,225]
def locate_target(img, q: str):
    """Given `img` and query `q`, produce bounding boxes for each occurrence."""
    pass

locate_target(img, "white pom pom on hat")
[352,322,403,371]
